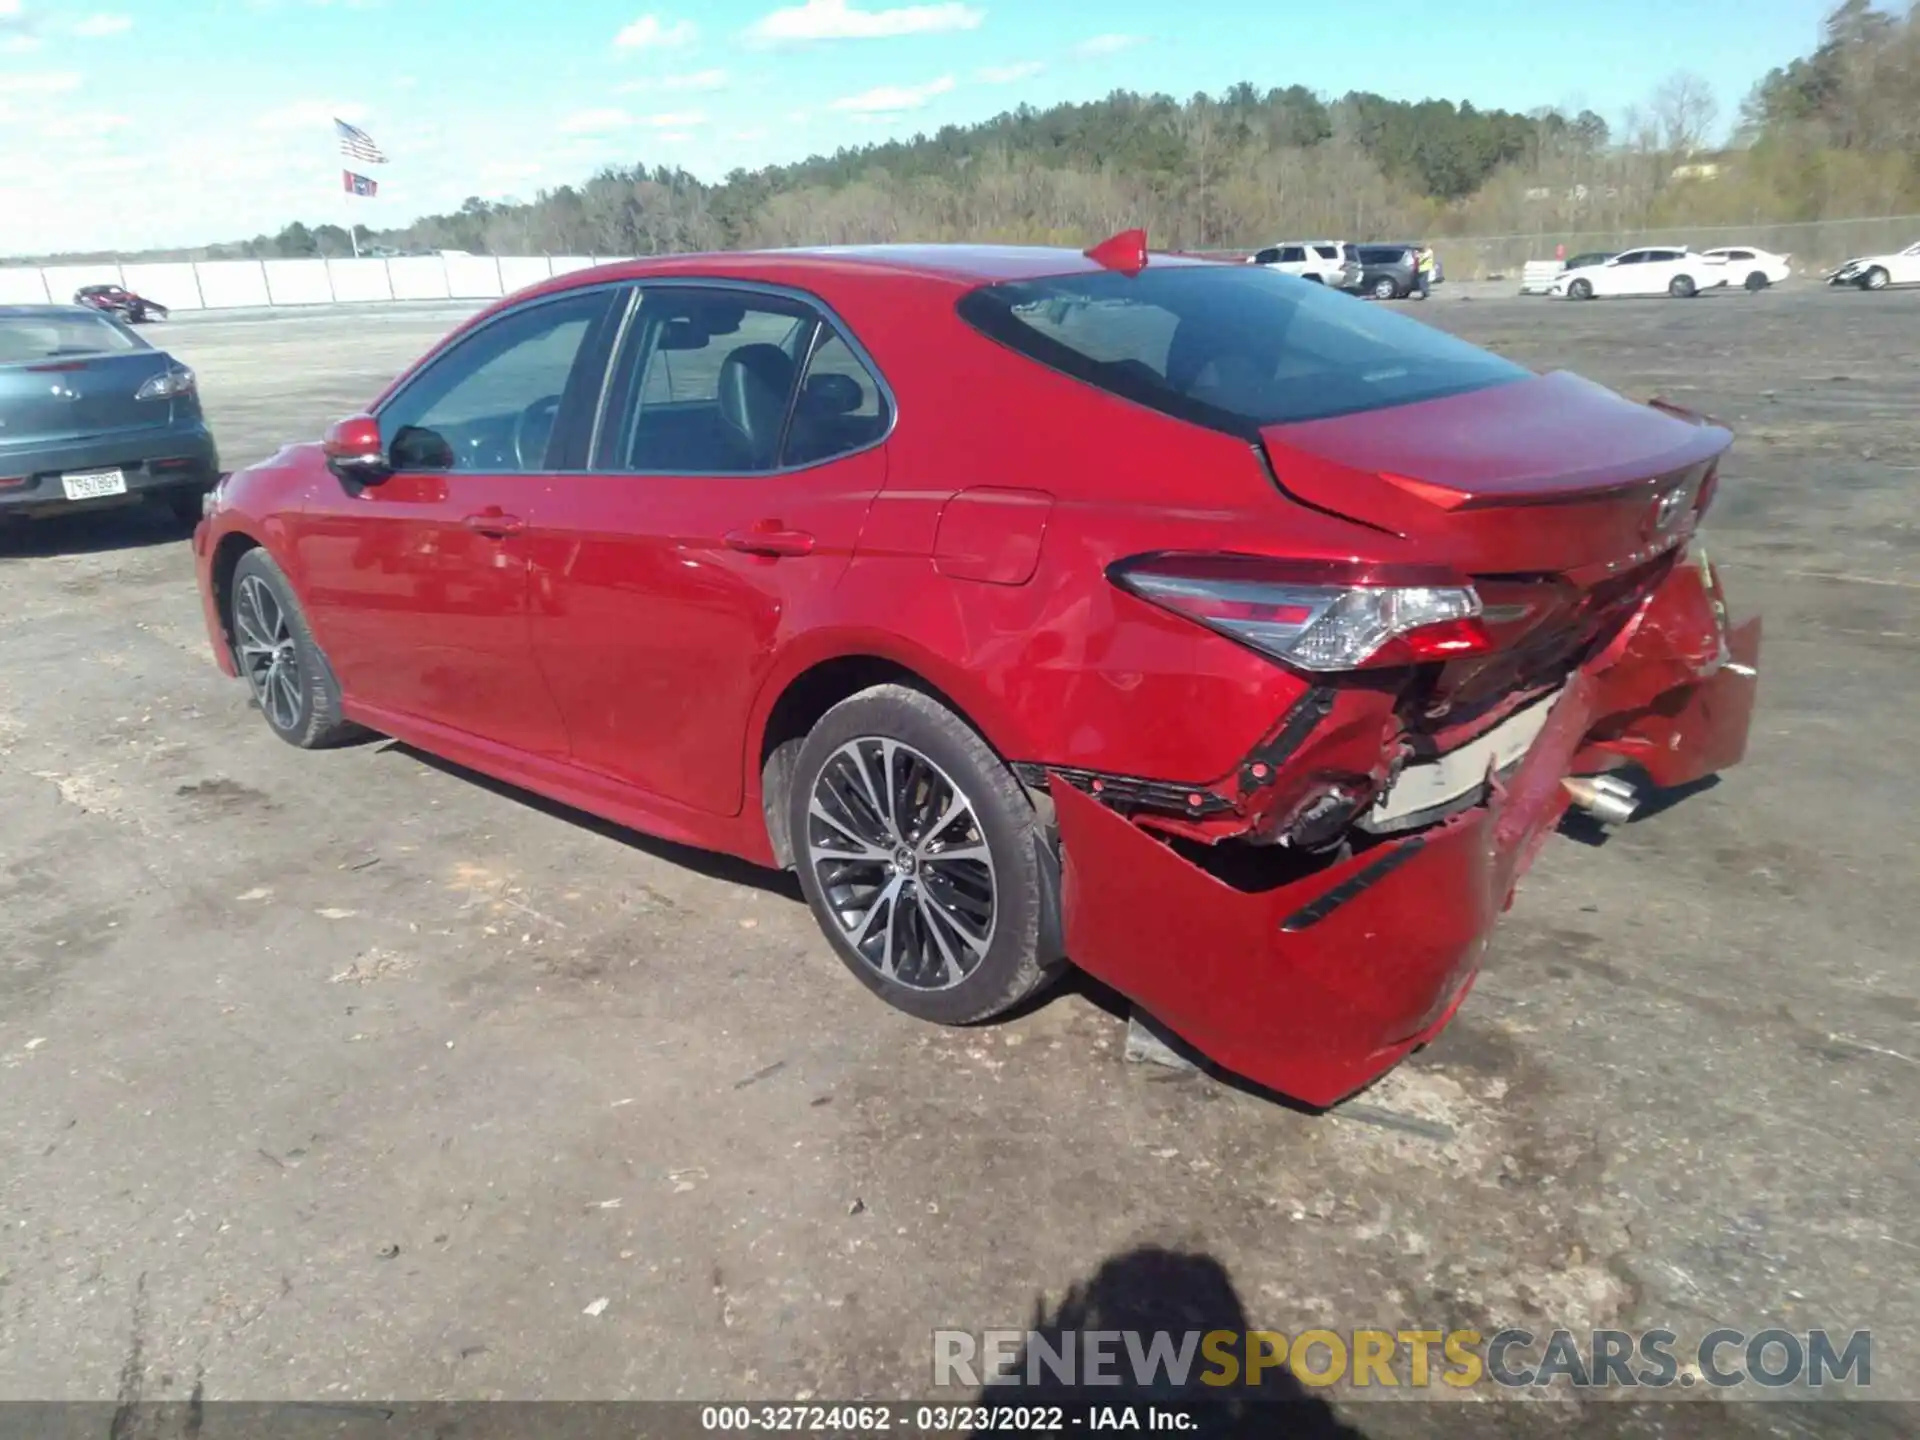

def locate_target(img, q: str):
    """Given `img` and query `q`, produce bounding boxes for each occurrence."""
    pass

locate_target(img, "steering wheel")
[511,394,563,471]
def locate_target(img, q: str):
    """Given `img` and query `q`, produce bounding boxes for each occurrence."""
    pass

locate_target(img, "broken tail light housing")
[1110,553,1493,672]
[135,365,196,401]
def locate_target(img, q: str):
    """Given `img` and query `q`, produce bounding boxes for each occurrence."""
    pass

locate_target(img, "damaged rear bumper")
[1049,552,1761,1108]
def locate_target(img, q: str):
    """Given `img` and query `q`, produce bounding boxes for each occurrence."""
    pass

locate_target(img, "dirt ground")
[1,284,1916,1430]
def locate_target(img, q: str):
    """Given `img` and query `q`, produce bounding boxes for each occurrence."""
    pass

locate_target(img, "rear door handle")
[463,510,525,537]
[723,525,815,557]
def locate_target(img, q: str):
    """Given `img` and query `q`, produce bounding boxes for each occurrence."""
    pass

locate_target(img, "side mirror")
[323,414,391,485]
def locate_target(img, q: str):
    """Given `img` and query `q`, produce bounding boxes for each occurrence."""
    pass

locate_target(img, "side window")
[1726,249,1753,261]
[380,290,609,473]
[1312,244,1340,260]
[1278,246,1306,263]
[1252,248,1281,265]
[1649,250,1683,263]
[1613,251,1645,265]
[783,331,892,468]
[605,288,816,474]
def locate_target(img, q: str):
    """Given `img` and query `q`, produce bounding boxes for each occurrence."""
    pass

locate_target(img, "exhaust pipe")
[1561,773,1639,826]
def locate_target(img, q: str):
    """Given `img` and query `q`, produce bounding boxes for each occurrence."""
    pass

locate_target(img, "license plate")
[60,468,128,501]
[1365,688,1565,830]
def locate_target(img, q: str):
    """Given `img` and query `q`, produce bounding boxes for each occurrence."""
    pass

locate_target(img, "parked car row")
[1535,239,1920,299]
[1244,241,1441,299]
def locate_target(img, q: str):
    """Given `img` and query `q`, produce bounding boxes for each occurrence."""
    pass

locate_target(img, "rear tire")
[228,548,364,750]
[789,684,1063,1027]
[1864,266,1890,291]
[1669,275,1697,298]
[1568,277,1593,300]
[1743,271,1769,292]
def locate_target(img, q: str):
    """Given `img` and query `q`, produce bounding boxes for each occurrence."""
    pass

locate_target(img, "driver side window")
[379,289,611,473]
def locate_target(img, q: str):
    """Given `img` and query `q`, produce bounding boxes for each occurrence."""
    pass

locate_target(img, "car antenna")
[1084,228,1148,276]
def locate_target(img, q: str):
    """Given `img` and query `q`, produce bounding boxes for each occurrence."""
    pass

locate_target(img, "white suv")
[1248,241,1363,290]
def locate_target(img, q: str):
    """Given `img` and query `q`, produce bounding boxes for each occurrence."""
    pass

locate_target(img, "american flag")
[334,117,388,164]
[342,169,379,198]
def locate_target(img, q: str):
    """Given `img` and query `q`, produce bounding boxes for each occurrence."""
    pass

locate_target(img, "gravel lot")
[1,285,1916,1429]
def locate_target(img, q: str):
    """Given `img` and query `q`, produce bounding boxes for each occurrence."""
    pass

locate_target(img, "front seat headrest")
[717,343,796,469]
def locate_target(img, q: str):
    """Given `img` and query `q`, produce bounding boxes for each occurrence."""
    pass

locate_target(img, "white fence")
[0,254,636,313]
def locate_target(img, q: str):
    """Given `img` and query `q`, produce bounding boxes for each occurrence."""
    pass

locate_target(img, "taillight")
[135,365,195,401]
[1110,554,1493,672]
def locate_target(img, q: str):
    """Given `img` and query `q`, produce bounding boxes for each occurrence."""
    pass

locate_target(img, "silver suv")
[1247,241,1364,290]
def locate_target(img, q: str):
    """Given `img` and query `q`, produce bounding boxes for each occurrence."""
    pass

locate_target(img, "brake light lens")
[135,365,195,401]
[1111,555,1492,671]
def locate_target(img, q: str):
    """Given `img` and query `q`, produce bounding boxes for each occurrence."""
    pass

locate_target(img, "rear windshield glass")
[956,263,1526,431]
[0,311,144,361]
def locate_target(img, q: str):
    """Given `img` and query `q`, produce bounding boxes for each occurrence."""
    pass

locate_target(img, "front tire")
[1370,275,1398,300]
[228,548,363,749]
[790,684,1062,1026]
[1864,266,1890,291]
[1669,275,1697,298]
[1568,277,1594,300]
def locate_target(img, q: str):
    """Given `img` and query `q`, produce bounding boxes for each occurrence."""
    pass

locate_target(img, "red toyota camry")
[192,233,1759,1107]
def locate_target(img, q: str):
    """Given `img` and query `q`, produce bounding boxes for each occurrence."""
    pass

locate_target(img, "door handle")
[463,510,525,538]
[723,524,815,557]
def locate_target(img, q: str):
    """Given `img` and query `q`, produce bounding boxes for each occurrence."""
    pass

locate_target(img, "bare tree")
[1649,72,1721,156]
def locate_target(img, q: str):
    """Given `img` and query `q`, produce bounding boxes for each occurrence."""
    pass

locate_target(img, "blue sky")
[1,0,1836,255]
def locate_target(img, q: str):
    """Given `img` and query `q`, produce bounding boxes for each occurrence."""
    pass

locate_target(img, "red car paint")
[193,243,1759,1106]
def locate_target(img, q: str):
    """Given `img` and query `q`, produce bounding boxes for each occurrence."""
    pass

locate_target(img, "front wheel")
[1568,277,1593,300]
[790,684,1062,1026]
[1864,266,1890,291]
[228,548,364,749]
[1370,276,1398,300]
[1669,274,1697,298]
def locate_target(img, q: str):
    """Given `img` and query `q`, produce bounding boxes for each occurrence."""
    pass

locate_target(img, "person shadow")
[966,1246,1368,1439]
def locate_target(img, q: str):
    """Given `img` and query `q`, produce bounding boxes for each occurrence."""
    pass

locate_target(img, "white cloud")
[0,0,25,15]
[558,107,632,135]
[728,126,771,141]
[748,0,982,44]
[976,60,1042,83]
[256,99,368,130]
[2,32,40,51]
[614,13,697,49]
[38,109,129,138]
[616,67,728,94]
[73,13,132,35]
[1072,32,1143,56]
[641,110,706,127]
[828,75,954,113]
[0,70,81,95]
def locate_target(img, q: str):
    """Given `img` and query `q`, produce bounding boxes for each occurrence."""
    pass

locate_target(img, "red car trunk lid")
[1259,370,1731,578]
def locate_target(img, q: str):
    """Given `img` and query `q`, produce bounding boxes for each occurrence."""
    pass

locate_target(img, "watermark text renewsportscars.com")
[932,1327,1873,1392]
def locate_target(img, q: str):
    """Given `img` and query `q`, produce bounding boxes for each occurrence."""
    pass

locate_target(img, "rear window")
[0,311,145,362]
[955,263,1527,431]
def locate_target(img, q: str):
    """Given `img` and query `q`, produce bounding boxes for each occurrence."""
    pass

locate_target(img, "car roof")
[0,303,109,318]
[575,244,1220,289]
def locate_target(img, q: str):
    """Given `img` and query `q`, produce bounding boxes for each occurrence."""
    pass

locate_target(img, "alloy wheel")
[234,574,302,732]
[805,737,997,992]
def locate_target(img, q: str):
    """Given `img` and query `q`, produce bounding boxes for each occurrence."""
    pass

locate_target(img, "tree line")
[17,0,1919,266]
